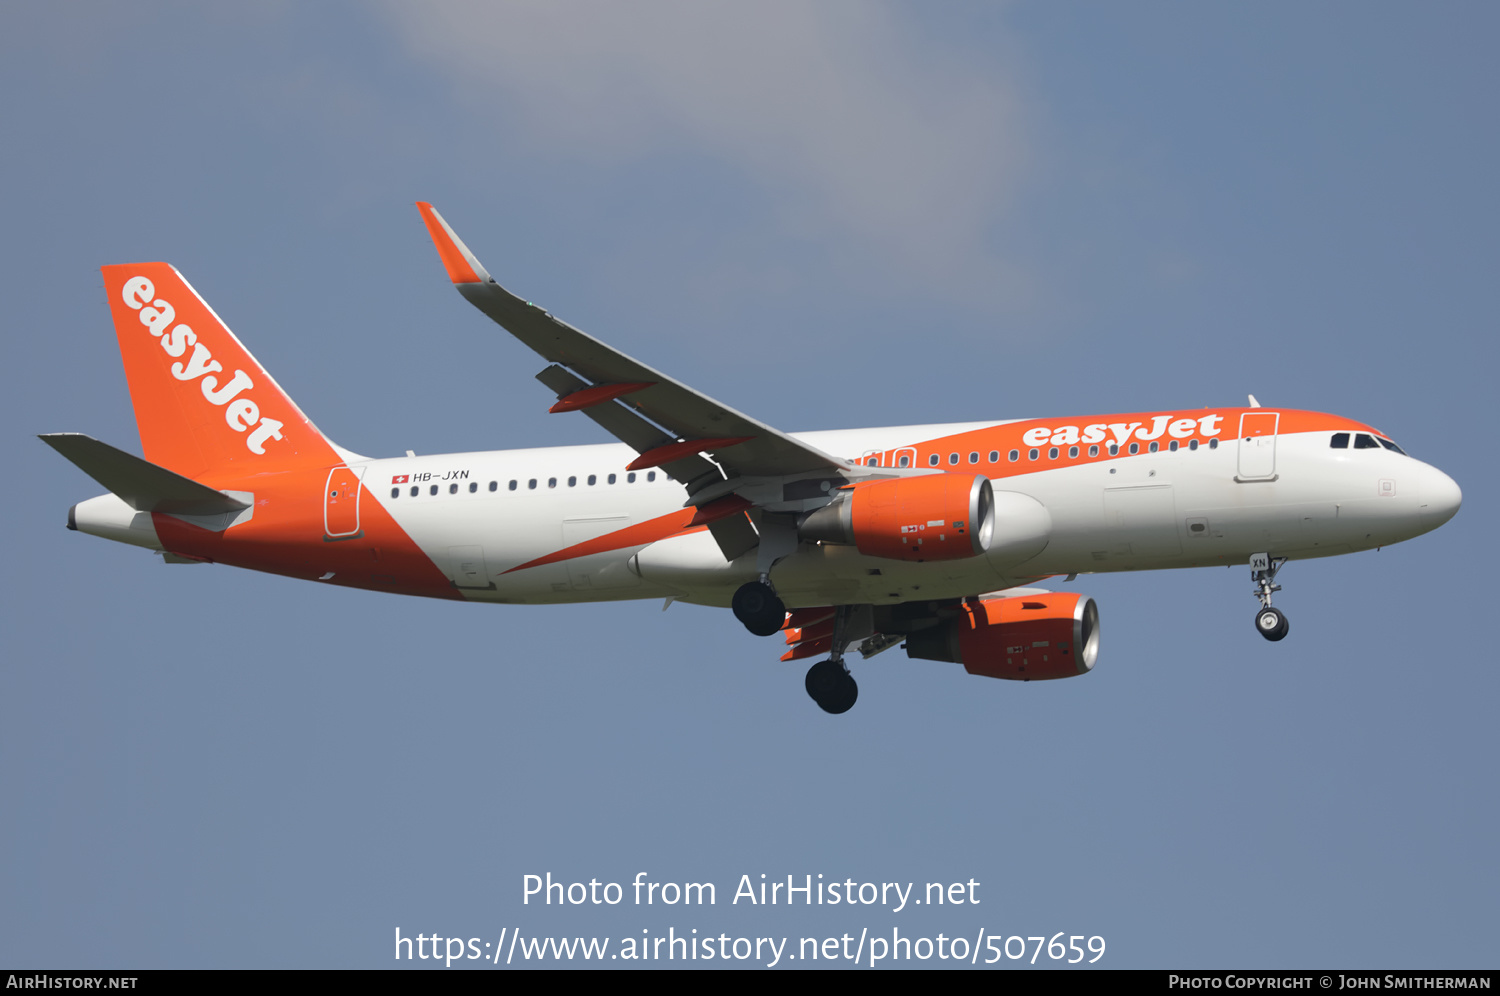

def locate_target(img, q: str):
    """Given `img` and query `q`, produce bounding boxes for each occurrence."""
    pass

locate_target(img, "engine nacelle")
[905,591,1099,680]
[799,474,995,562]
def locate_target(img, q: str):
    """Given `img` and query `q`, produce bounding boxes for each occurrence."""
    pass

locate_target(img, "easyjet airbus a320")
[45,203,1462,713]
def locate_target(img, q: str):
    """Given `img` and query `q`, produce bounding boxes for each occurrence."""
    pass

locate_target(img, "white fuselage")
[350,421,1458,609]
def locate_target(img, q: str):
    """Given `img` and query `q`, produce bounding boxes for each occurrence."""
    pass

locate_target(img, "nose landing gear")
[1250,554,1290,641]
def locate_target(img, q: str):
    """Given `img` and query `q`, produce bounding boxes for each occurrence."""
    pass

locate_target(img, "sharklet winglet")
[416,202,491,284]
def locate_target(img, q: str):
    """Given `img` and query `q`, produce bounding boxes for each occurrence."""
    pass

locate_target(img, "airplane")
[43,202,1463,714]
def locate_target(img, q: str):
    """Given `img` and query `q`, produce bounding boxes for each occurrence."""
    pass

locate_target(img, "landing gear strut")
[804,604,859,714]
[1250,555,1290,642]
[732,578,785,637]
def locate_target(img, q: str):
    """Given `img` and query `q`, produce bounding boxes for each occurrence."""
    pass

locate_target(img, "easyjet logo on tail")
[120,275,284,455]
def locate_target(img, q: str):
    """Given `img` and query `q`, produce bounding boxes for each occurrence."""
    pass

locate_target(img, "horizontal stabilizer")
[39,433,250,516]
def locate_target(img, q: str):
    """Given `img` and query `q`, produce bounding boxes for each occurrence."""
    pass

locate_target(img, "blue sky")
[2,2,1496,968]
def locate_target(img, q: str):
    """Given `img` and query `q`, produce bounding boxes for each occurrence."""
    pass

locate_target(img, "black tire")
[1255,607,1289,642]
[805,660,858,714]
[732,581,785,637]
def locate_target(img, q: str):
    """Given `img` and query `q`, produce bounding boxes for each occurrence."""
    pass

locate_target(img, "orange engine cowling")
[905,592,1099,680]
[799,474,995,562]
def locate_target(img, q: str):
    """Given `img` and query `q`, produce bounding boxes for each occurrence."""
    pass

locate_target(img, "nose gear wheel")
[1255,606,1289,641]
[1250,556,1290,641]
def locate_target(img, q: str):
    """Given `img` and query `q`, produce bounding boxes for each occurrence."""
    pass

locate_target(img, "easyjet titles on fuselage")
[1020,414,1224,449]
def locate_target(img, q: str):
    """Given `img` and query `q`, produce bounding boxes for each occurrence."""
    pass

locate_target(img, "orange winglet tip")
[415,201,488,284]
[626,436,754,471]
[549,382,655,413]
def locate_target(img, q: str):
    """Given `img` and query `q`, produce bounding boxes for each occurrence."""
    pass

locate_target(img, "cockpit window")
[1377,437,1406,455]
[1354,433,1380,449]
[1330,432,1349,449]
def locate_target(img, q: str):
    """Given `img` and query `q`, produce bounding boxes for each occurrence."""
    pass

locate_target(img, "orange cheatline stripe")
[415,201,482,284]
[502,495,753,574]
[549,382,655,413]
[626,436,754,471]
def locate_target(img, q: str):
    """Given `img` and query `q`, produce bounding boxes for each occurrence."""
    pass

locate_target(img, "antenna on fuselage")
[1247,394,1262,408]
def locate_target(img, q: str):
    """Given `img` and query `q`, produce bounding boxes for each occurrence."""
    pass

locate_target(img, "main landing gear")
[805,659,858,714]
[1250,555,1290,642]
[804,604,860,714]
[733,578,862,714]
[732,578,785,637]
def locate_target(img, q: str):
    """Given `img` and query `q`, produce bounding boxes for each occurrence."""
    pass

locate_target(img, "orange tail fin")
[102,263,342,480]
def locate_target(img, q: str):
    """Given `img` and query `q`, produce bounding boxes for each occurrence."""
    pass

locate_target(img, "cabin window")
[1168,440,1178,452]
[1088,445,1099,457]
[449,483,458,494]
[898,454,911,468]
[1189,439,1199,451]
[1331,432,1350,449]
[948,453,959,466]
[1069,446,1079,458]
[968,452,979,464]
[431,485,439,496]
[469,482,478,493]
[1048,447,1059,459]
[1149,441,1159,453]
[627,472,637,483]
[1108,444,1119,456]
[929,454,939,467]
[588,474,597,485]
[1129,443,1139,455]
[528,479,537,490]
[410,486,419,497]
[1008,449,1019,462]
[989,450,999,463]
[1028,448,1039,461]
[490,481,498,492]
[547,477,557,488]
[648,471,657,482]
[608,473,617,484]
[390,488,399,499]
[568,476,577,487]
[1209,439,1218,449]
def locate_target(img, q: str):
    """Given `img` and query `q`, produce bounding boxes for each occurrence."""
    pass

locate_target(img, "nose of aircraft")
[1418,463,1462,530]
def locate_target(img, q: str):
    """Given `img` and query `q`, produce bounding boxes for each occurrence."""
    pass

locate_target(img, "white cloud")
[379,1,1032,301]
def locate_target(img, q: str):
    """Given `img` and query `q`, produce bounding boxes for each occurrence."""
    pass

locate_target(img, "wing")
[416,203,851,500]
